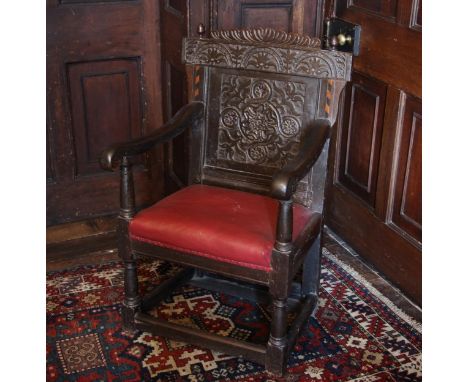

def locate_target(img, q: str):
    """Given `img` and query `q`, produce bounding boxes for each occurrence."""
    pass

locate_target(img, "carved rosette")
[217,75,306,168]
[184,28,352,80]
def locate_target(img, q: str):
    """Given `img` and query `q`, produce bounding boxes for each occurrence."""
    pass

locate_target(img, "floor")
[46,218,422,323]
[322,228,422,323]
[46,217,119,272]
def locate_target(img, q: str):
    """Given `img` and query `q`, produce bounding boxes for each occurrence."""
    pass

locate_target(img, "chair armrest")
[271,119,331,200]
[100,101,204,171]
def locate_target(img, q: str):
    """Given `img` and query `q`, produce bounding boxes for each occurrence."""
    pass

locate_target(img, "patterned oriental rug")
[46,248,422,381]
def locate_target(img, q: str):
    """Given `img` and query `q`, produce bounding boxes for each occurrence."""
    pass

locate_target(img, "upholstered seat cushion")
[129,184,315,271]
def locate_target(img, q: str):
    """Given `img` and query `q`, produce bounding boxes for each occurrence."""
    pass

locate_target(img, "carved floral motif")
[184,29,352,80]
[217,75,306,167]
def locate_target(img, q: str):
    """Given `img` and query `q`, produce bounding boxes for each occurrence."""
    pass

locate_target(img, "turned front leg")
[266,199,294,375]
[119,157,140,330]
[266,298,288,375]
[122,259,141,329]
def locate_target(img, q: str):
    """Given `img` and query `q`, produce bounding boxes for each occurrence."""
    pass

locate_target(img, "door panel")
[47,0,163,225]
[213,0,324,36]
[338,72,387,208]
[325,0,422,304]
[350,0,398,19]
[412,0,422,30]
[241,4,292,31]
[389,95,422,243]
[336,2,421,98]
[160,0,189,190]
[68,59,143,177]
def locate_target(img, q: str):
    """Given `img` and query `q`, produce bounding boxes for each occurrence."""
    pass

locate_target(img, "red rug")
[46,248,421,381]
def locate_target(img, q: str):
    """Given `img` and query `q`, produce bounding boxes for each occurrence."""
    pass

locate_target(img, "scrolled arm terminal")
[100,101,204,171]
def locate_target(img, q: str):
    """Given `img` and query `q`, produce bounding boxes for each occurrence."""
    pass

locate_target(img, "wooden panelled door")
[324,0,422,304]
[211,0,324,36]
[47,0,164,225]
[161,0,325,190]
[160,0,190,192]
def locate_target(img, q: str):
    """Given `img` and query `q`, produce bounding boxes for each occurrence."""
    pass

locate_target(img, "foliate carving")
[210,28,321,48]
[217,75,306,168]
[184,29,352,80]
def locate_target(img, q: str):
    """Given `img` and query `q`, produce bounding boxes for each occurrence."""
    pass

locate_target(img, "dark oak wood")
[389,94,422,243]
[334,0,421,98]
[135,312,267,364]
[188,274,304,307]
[160,0,190,191]
[47,231,117,263]
[46,0,164,225]
[271,120,331,201]
[118,157,141,330]
[212,0,324,38]
[325,0,422,305]
[337,72,387,208]
[67,59,143,177]
[132,240,271,286]
[102,28,352,376]
[47,216,117,245]
[266,297,288,375]
[46,216,119,272]
[46,225,421,323]
[302,234,322,297]
[161,0,326,192]
[46,231,118,272]
[100,102,204,170]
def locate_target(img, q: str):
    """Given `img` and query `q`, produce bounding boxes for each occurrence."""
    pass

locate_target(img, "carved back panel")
[183,29,352,210]
[215,73,308,166]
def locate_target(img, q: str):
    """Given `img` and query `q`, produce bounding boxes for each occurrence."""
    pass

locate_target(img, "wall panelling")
[325,0,422,304]
[47,0,163,225]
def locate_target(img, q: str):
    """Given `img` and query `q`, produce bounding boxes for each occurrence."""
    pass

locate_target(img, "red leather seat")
[129,185,314,271]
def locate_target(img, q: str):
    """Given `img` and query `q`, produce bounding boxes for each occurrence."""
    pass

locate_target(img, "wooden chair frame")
[101,28,352,376]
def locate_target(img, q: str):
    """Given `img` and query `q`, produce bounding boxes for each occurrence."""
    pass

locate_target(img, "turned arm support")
[100,101,204,222]
[271,120,331,251]
[100,101,204,171]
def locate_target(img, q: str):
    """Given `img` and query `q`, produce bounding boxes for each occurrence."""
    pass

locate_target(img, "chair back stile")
[183,28,352,212]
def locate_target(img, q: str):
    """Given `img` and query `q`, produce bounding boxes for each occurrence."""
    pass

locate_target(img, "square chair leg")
[302,233,322,301]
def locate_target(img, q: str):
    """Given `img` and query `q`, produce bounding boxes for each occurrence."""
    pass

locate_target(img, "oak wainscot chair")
[101,28,352,377]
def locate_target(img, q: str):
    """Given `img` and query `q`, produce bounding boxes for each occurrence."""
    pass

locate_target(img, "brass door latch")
[324,18,361,56]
